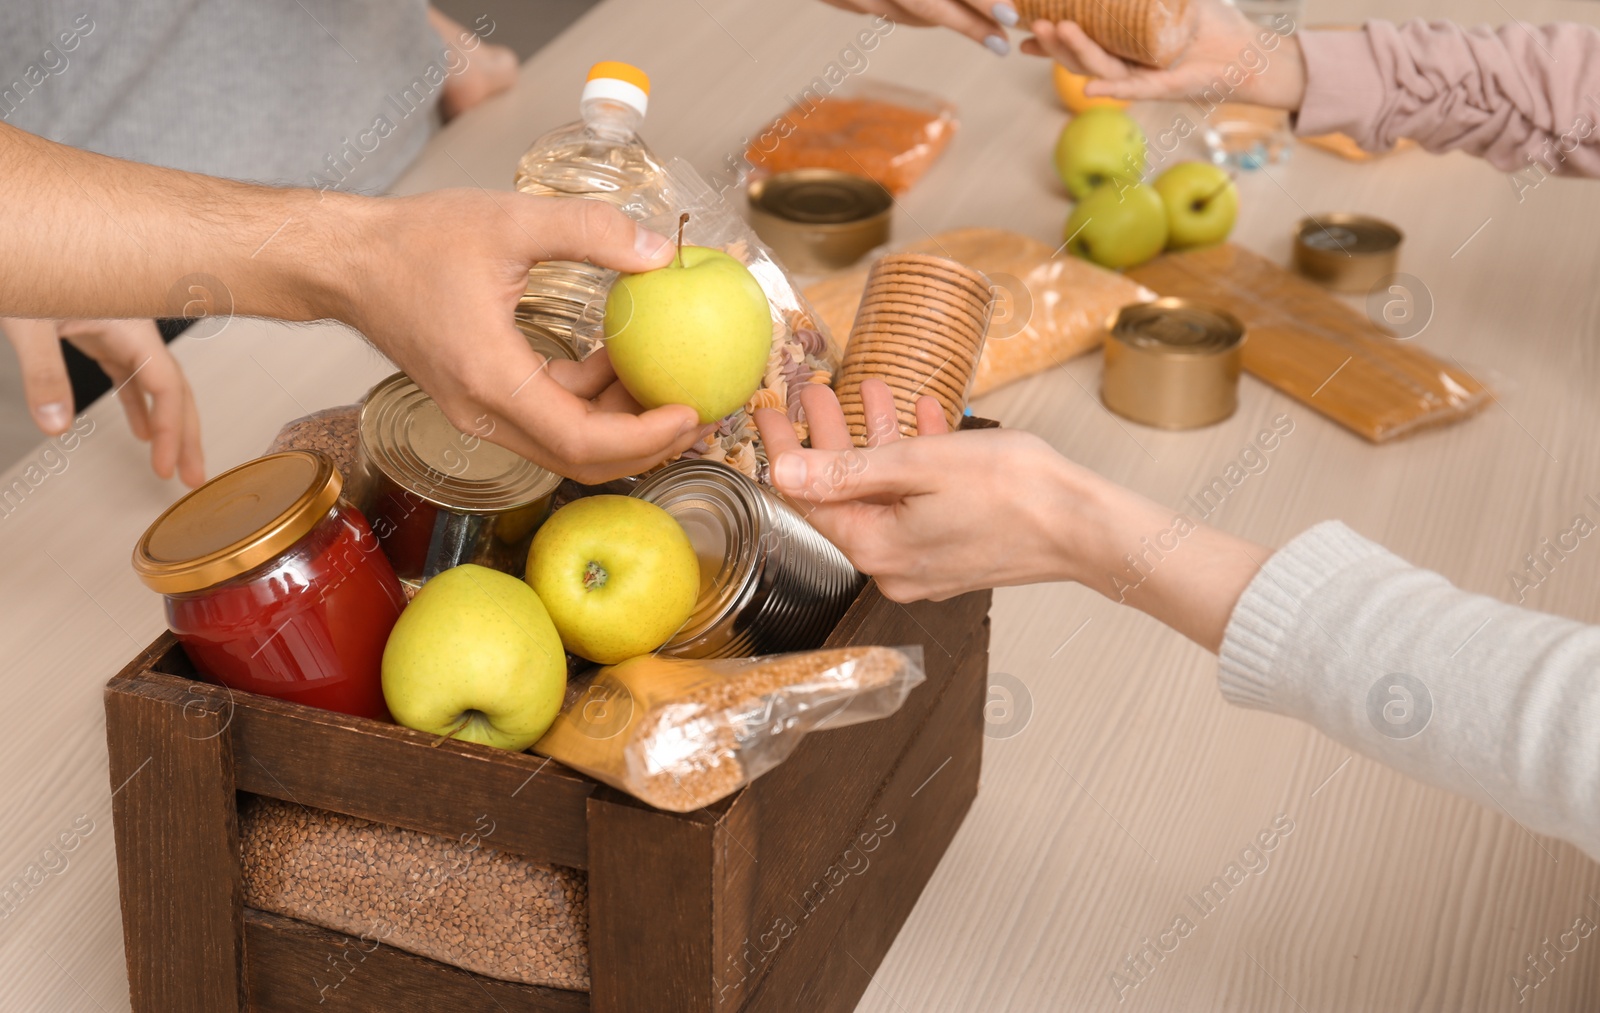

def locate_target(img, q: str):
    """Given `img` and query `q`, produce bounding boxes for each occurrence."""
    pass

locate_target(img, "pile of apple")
[1053,104,1239,270]
[381,496,704,752]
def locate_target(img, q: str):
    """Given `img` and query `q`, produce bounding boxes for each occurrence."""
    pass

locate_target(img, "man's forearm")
[0,121,362,324]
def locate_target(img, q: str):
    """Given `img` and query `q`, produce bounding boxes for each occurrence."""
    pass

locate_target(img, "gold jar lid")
[132,451,342,594]
[359,372,561,513]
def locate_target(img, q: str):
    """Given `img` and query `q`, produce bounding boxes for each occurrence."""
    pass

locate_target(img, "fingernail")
[984,34,1011,56]
[677,414,706,437]
[35,402,70,433]
[636,229,672,261]
[772,453,806,491]
[991,3,1020,27]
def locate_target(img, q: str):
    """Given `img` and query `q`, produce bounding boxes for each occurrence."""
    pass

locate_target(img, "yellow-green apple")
[603,246,771,423]
[525,495,699,664]
[1064,183,1169,270]
[1053,107,1147,201]
[382,564,566,750]
[1154,162,1238,250]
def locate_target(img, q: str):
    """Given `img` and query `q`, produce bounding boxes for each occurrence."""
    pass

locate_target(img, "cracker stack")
[835,253,994,445]
[1014,0,1192,68]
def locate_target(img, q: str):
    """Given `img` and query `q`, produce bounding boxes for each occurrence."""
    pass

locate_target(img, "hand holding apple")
[525,495,700,664]
[382,564,567,751]
[604,218,773,424]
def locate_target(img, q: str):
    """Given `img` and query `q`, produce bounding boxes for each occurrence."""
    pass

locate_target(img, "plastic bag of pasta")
[532,646,925,812]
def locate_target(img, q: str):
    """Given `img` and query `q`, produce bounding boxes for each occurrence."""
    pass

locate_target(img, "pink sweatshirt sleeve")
[1294,21,1600,176]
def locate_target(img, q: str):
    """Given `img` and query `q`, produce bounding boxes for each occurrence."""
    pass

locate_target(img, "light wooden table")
[4,0,1600,1009]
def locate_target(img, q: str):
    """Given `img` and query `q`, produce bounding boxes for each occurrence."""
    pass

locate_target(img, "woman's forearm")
[1058,467,1267,653]
[1296,21,1600,175]
[1218,522,1600,861]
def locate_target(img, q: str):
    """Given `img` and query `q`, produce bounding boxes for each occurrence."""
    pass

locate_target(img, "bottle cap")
[583,61,650,117]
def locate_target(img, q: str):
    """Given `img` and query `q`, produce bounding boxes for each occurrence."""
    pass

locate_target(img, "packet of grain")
[533,646,925,812]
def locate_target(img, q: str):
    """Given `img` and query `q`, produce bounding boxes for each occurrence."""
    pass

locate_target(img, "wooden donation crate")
[105,580,991,1012]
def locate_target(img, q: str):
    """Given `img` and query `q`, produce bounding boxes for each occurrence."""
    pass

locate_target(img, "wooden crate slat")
[747,620,989,1011]
[585,794,719,1012]
[721,588,991,1005]
[243,908,589,1012]
[119,637,596,870]
[228,687,595,869]
[105,672,245,1013]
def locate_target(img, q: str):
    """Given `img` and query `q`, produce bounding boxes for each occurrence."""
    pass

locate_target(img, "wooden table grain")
[3,0,1599,1009]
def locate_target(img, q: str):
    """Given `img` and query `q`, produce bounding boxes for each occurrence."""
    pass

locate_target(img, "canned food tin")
[632,460,865,658]
[747,169,893,273]
[1292,213,1403,293]
[1101,298,1245,429]
[356,373,562,588]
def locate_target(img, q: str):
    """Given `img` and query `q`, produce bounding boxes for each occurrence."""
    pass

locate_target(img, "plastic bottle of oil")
[513,62,670,357]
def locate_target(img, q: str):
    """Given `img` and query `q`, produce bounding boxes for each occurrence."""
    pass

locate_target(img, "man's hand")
[1021,0,1308,111]
[819,0,1018,53]
[350,191,709,484]
[2,317,205,487]
[0,122,708,485]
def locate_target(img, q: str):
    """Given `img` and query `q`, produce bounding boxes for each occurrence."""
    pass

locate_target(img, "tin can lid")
[132,451,341,594]
[750,169,893,226]
[631,460,763,643]
[1297,214,1403,255]
[360,372,562,514]
[1109,298,1244,356]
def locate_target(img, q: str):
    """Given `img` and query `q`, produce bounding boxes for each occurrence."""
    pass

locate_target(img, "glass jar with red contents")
[133,451,405,720]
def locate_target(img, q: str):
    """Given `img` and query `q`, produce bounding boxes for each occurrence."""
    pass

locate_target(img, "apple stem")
[675,212,689,268]
[431,713,474,748]
[1194,173,1238,211]
[583,560,609,591]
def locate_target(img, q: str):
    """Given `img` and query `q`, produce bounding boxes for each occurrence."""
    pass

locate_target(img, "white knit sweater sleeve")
[1218,521,1600,860]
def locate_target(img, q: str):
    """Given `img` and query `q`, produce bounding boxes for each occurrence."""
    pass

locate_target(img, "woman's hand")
[1021,0,1308,109]
[819,0,1019,53]
[755,379,1086,601]
[2,317,205,487]
[755,379,1267,651]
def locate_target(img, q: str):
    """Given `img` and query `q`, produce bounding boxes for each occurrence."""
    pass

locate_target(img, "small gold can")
[746,169,892,273]
[1292,213,1403,293]
[1101,299,1245,430]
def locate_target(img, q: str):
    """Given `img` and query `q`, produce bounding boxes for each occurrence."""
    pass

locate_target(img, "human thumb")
[512,194,673,272]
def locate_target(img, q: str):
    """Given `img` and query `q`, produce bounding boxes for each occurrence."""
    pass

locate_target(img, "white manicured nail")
[992,3,1020,27]
[35,401,70,433]
[984,34,1011,56]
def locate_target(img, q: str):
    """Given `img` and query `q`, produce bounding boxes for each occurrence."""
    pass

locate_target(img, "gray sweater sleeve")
[1218,521,1600,861]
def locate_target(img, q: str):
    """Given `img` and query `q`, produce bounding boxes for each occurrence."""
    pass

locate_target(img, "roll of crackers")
[835,253,995,445]
[1014,0,1192,68]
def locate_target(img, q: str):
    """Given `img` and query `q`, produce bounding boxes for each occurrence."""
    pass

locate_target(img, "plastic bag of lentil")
[266,404,362,482]
[532,646,925,813]
[743,80,958,196]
